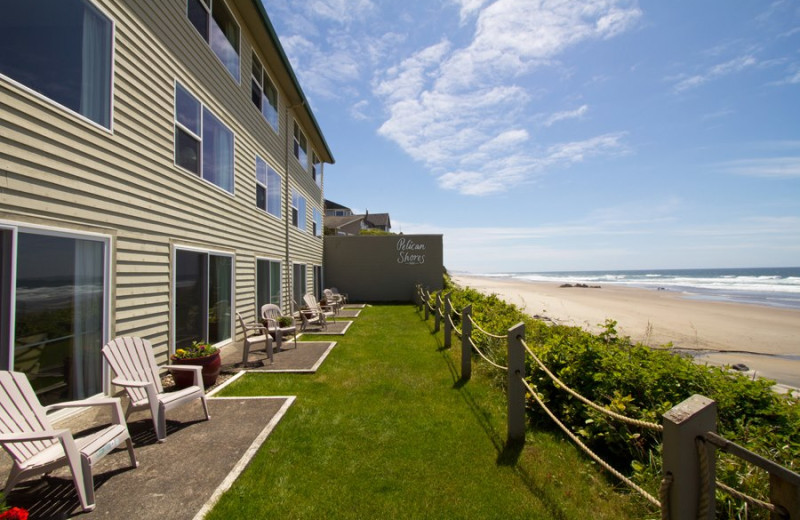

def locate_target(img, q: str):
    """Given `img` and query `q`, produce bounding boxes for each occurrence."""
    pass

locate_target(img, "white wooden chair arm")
[44,397,120,412]
[0,429,69,443]
[111,377,151,388]
[167,364,203,387]
[45,398,127,425]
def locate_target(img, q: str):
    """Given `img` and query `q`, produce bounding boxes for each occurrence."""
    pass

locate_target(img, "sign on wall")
[324,235,443,302]
[396,237,426,265]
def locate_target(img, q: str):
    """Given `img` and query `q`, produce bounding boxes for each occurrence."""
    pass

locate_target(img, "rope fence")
[414,284,800,519]
[520,376,662,508]
[521,339,663,432]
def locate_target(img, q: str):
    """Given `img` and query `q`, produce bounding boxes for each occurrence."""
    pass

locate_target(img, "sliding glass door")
[256,258,281,315]
[292,263,306,311]
[174,249,232,350]
[1,228,108,405]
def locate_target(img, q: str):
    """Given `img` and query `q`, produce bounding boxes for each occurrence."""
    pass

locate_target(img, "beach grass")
[208,304,652,519]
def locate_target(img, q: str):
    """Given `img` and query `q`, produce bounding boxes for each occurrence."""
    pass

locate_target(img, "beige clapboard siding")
[2,0,328,357]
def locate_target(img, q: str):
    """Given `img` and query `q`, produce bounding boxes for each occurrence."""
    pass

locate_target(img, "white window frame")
[251,53,279,132]
[0,0,116,132]
[313,208,323,237]
[255,257,282,316]
[291,190,306,231]
[174,81,236,196]
[171,244,235,353]
[0,221,112,402]
[311,152,322,186]
[186,0,241,82]
[292,262,307,311]
[293,121,308,169]
[255,156,281,219]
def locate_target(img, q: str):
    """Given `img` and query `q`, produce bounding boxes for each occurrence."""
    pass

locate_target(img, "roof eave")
[249,0,335,164]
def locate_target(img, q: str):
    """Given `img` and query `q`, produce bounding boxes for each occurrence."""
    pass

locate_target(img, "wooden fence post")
[771,473,800,520]
[662,394,717,520]
[444,292,452,348]
[424,287,430,320]
[461,305,472,380]
[507,322,526,443]
[433,292,441,333]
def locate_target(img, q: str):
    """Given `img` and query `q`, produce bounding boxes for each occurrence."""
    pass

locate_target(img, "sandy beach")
[451,274,800,390]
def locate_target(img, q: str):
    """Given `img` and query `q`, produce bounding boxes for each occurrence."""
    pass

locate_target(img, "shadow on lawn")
[417,306,574,520]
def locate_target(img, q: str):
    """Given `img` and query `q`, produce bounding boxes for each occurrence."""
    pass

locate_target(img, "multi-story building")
[0,0,333,406]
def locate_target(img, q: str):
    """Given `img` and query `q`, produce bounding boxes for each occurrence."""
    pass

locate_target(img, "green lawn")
[209,304,653,519]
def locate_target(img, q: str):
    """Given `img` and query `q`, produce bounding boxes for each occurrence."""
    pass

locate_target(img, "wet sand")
[451,274,800,390]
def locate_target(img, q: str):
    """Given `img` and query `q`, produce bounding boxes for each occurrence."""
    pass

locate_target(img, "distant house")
[324,201,391,235]
[324,200,353,217]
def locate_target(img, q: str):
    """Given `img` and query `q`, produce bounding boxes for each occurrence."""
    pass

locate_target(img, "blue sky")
[262,0,800,273]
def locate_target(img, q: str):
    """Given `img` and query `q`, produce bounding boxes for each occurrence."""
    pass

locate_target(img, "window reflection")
[13,233,105,405]
[0,0,113,128]
[175,249,232,349]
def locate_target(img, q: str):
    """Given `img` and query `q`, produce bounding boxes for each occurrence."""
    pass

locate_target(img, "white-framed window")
[0,0,114,129]
[293,121,308,168]
[187,0,240,81]
[313,265,323,300]
[173,247,233,350]
[174,82,235,194]
[251,54,279,131]
[255,156,281,219]
[311,153,322,186]
[291,190,306,231]
[292,263,306,311]
[1,223,110,405]
[313,208,322,237]
[256,258,281,315]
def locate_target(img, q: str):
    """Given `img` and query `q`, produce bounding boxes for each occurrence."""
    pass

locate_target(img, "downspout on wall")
[285,100,305,313]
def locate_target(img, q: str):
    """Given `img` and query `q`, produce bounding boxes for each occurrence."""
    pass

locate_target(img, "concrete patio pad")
[297,320,353,336]
[222,339,337,373]
[337,309,362,319]
[2,335,343,518]
[4,396,293,519]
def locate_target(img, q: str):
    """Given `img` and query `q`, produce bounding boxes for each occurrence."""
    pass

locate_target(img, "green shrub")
[442,275,800,518]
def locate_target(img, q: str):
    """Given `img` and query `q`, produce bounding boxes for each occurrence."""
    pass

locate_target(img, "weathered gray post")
[507,322,526,443]
[433,292,441,333]
[662,395,717,520]
[443,293,452,348]
[424,287,430,320]
[461,305,472,380]
[415,284,421,310]
[771,473,800,520]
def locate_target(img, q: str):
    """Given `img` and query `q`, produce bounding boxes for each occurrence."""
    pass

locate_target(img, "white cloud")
[718,157,800,178]
[305,0,376,23]
[350,99,370,120]
[673,55,758,92]
[450,0,492,23]
[543,104,589,127]
[374,0,640,196]
[373,40,452,103]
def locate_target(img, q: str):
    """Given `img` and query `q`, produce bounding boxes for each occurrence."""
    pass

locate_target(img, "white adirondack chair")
[330,287,348,304]
[0,370,138,512]
[322,289,343,314]
[237,312,273,364]
[304,294,336,322]
[102,337,210,443]
[260,304,297,350]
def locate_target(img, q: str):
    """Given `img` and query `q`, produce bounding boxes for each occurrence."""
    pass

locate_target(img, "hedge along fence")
[416,284,800,519]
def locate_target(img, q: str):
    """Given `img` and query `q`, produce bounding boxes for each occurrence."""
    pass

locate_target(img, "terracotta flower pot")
[170,352,221,388]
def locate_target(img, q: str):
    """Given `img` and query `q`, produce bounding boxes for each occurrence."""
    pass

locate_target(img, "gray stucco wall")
[324,235,444,302]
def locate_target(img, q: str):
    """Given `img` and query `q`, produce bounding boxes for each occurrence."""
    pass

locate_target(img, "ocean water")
[476,267,800,310]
